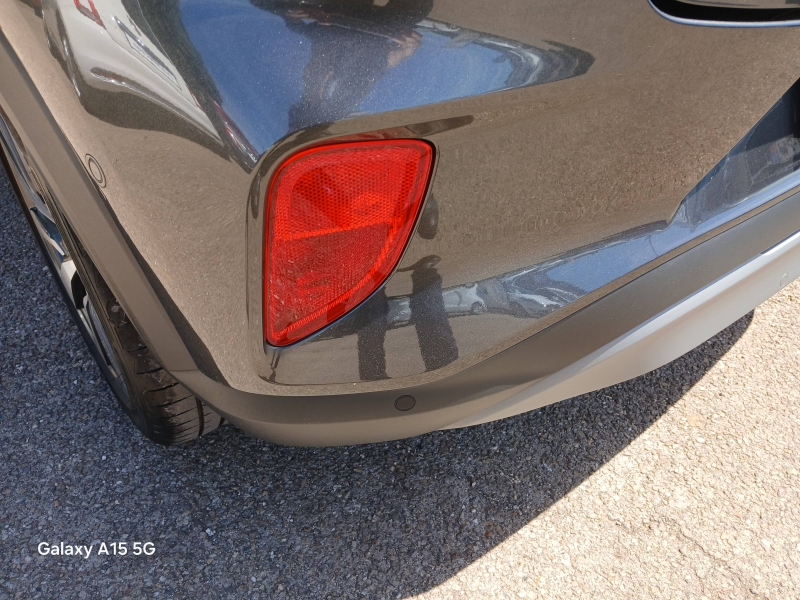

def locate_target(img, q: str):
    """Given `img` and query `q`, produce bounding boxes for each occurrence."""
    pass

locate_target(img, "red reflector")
[265,140,433,346]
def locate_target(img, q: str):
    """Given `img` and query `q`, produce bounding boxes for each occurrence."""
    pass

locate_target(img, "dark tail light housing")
[264,139,434,347]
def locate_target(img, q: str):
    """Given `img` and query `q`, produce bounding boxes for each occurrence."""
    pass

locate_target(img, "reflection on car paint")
[26,0,600,384]
[13,0,797,389]
[384,79,800,331]
[39,0,593,171]
[43,0,217,129]
[113,17,179,87]
[31,0,800,382]
[356,256,458,380]
[182,0,593,155]
[305,78,800,380]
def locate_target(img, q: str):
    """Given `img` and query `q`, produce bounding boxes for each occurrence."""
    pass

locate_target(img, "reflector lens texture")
[265,140,433,346]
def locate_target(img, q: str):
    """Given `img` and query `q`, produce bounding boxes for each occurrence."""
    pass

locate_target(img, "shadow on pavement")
[180,312,750,598]
[0,168,751,599]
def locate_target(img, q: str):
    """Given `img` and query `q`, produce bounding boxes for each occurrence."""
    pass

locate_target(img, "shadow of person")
[402,255,458,371]
[175,312,753,597]
[357,255,458,380]
[356,287,391,381]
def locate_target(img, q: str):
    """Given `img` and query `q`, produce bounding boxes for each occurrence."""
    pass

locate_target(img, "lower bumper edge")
[174,189,800,446]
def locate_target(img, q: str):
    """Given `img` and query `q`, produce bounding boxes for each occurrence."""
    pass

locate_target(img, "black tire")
[67,233,224,445]
[0,131,222,445]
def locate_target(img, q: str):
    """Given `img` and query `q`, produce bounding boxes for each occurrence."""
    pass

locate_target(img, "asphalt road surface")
[1,168,799,600]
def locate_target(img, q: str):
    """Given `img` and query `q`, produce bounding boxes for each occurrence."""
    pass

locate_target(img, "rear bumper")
[449,217,800,428]
[4,9,800,446]
[175,187,800,446]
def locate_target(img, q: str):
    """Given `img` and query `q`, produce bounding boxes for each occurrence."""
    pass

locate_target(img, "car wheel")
[2,147,222,444]
[71,248,223,444]
[44,21,59,60]
[55,20,91,104]
[61,34,84,100]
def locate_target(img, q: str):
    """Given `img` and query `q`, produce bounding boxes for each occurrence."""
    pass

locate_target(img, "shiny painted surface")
[682,0,800,7]
[2,0,800,395]
[270,78,800,384]
[648,0,800,27]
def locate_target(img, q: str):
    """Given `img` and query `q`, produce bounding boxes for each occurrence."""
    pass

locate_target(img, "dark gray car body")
[2,0,800,445]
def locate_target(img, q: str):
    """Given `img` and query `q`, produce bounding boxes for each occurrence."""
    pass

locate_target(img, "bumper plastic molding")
[448,225,800,428]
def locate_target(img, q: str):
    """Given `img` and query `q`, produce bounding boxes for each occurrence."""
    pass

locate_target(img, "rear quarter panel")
[1,0,799,394]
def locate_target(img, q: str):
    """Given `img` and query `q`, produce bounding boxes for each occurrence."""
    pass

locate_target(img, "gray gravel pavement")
[1,168,799,600]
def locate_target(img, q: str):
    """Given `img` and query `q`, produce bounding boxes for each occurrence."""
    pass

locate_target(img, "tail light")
[74,0,104,27]
[264,139,434,346]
